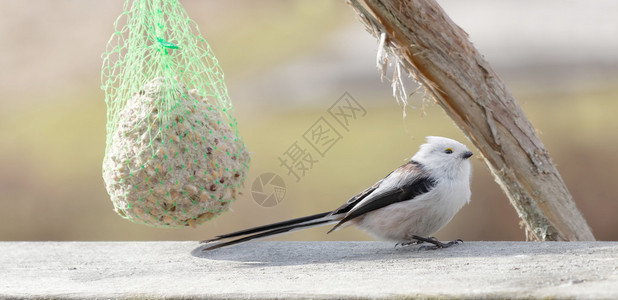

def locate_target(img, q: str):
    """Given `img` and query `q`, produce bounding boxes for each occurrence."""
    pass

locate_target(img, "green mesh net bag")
[101,0,250,228]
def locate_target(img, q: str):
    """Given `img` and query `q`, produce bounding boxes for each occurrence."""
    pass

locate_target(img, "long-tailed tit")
[202,136,473,250]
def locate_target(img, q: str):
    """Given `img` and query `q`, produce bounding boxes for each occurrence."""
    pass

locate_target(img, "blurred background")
[0,0,616,242]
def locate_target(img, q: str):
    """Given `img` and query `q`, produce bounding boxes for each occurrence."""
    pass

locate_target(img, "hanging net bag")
[101,0,250,228]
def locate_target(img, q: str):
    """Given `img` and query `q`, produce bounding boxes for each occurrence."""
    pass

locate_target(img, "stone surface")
[1,241,617,299]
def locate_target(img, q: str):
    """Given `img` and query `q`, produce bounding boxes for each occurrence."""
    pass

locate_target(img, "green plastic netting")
[101,0,250,228]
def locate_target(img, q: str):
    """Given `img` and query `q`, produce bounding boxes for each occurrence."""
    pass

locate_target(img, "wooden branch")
[348,0,595,241]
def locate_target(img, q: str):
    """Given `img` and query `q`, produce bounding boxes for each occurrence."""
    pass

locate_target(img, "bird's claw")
[396,235,463,250]
[394,239,427,249]
[418,238,463,250]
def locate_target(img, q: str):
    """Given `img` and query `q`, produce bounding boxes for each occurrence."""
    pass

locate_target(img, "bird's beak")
[461,151,473,159]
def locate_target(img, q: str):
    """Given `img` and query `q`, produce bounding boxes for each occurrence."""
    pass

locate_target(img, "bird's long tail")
[200,211,339,250]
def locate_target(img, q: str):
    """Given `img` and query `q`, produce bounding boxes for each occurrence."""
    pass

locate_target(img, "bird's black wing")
[328,177,387,216]
[327,161,436,233]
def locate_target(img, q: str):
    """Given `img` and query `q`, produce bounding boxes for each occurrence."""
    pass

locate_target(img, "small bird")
[201,136,473,251]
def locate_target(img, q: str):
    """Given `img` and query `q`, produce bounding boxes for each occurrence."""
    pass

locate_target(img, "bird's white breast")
[353,176,471,242]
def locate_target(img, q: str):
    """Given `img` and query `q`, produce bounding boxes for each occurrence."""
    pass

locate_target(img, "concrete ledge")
[1,241,617,299]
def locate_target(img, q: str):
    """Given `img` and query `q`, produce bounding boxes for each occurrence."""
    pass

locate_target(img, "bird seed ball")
[102,77,250,227]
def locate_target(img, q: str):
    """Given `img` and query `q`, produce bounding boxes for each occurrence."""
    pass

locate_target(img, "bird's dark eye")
[444,148,453,154]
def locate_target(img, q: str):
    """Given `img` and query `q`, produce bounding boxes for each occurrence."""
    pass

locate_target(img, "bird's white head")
[411,136,473,180]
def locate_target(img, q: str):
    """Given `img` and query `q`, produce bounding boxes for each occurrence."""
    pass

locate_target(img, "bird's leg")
[411,235,463,250]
